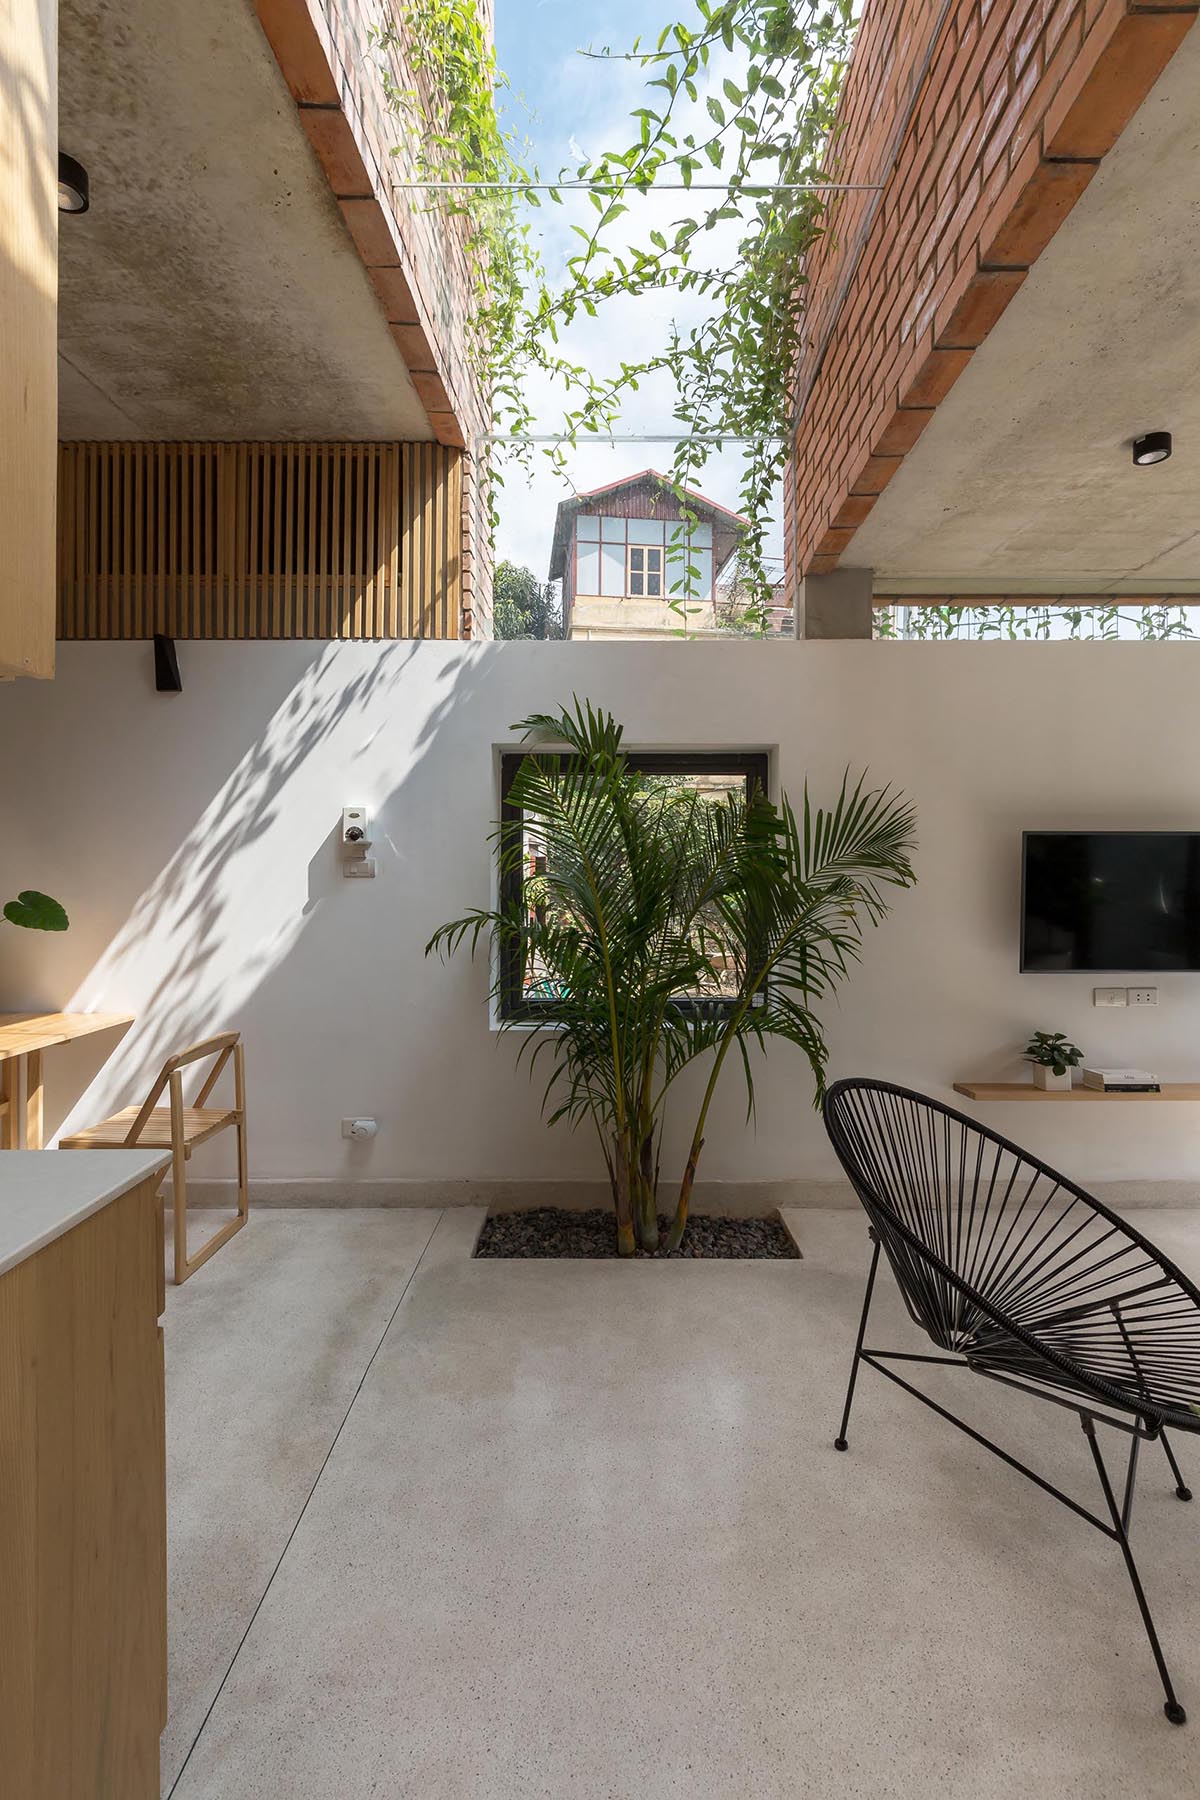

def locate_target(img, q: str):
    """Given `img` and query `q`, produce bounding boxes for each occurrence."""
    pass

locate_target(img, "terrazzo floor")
[161,1206,1200,1799]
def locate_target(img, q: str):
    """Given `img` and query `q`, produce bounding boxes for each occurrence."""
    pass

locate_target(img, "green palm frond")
[427,705,917,1255]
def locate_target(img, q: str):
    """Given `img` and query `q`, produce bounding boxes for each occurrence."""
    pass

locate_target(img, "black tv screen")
[1021,832,1200,972]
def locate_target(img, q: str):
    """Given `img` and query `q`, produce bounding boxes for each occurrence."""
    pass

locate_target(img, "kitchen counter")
[1,1148,170,1797]
[0,1148,170,1276]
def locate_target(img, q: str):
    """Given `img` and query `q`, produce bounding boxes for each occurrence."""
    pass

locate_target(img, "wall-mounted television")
[1021,832,1200,972]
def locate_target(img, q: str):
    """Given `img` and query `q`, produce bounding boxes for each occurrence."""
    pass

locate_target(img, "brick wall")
[255,0,494,636]
[788,0,1197,579]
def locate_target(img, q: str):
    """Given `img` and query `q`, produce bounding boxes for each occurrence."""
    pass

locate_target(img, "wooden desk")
[0,1013,134,1148]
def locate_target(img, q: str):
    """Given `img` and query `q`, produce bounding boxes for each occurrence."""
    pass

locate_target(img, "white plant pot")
[1033,1064,1072,1092]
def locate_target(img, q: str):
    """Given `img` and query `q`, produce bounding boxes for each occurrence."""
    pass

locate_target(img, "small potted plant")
[1024,1030,1083,1092]
[3,889,68,932]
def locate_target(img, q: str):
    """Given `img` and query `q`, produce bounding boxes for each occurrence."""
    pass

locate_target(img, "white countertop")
[0,1150,170,1277]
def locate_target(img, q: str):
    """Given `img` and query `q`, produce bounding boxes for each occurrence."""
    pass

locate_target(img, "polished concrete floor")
[163,1208,1200,1799]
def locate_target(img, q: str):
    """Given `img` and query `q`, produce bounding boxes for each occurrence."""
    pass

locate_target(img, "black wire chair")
[823,1077,1200,1725]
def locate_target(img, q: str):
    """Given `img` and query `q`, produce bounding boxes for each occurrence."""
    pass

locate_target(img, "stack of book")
[1081,1067,1161,1093]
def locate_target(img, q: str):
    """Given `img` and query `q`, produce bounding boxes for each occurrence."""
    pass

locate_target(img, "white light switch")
[1093,987,1127,1007]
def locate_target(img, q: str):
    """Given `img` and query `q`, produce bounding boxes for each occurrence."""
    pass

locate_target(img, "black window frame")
[498,749,771,1023]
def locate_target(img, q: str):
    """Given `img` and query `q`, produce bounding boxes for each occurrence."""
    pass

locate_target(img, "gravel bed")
[475,1206,800,1259]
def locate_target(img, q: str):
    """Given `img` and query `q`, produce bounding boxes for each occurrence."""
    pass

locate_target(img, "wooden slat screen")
[57,442,462,640]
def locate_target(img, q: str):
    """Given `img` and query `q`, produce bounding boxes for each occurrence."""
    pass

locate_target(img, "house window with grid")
[627,544,664,597]
[498,751,769,1020]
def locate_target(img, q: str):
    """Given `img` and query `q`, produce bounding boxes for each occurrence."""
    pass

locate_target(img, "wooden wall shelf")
[954,1081,1200,1103]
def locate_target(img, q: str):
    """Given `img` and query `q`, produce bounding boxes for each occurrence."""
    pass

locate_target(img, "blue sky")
[496,0,658,182]
[487,0,785,585]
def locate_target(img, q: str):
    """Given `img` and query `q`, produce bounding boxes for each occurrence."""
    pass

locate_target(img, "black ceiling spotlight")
[1132,431,1172,467]
[58,151,89,214]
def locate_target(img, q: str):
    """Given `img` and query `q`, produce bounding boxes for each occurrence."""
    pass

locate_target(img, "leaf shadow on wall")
[55,642,488,1142]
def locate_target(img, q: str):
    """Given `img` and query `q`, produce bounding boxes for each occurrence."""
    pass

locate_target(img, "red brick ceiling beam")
[253,0,477,451]
[790,0,1198,577]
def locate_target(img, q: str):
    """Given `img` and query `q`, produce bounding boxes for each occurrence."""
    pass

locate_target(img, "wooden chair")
[0,1058,17,1149]
[61,1031,248,1284]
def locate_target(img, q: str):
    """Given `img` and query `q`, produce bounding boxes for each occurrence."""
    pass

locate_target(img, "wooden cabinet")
[0,1164,168,1798]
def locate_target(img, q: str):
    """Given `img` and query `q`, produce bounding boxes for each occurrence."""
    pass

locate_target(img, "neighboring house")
[548,471,747,640]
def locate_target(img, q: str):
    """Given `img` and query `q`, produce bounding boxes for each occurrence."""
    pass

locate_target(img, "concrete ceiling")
[849,24,1200,596]
[58,0,432,441]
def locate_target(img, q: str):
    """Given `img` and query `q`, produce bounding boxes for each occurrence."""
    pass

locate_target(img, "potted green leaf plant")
[1024,1030,1083,1092]
[428,700,916,1256]
[3,890,68,932]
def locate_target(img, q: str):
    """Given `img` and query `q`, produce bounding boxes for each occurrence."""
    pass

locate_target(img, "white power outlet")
[342,1117,378,1139]
[1093,987,1127,1007]
[1127,986,1158,1007]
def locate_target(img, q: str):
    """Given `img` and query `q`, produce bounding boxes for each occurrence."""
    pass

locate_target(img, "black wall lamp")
[1132,431,1172,467]
[58,151,89,214]
[153,634,183,693]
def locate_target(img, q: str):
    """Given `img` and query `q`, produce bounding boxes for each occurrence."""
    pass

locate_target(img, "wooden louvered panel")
[57,441,463,640]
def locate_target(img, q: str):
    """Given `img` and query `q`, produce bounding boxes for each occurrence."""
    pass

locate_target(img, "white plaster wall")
[3,641,1200,1197]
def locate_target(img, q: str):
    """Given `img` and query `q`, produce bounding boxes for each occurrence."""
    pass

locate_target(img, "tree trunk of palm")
[612,1144,636,1257]
[615,1127,659,1252]
[665,1135,704,1254]
[635,1127,659,1251]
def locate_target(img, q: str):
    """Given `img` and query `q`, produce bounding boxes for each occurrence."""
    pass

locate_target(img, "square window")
[498,751,770,1019]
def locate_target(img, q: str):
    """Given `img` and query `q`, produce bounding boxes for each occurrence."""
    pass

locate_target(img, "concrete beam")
[797,568,874,639]
[254,0,483,453]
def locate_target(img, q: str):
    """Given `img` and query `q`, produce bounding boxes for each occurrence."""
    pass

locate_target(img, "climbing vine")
[875,602,1200,641]
[375,0,857,629]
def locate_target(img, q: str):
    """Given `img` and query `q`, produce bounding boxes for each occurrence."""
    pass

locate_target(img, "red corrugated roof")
[568,467,750,524]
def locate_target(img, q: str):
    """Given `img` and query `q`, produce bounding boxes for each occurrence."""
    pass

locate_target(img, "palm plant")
[427,701,916,1256]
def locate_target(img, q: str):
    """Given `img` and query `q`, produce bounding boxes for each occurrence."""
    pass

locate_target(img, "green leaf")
[4,890,69,931]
